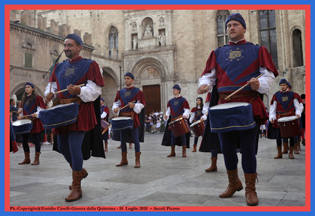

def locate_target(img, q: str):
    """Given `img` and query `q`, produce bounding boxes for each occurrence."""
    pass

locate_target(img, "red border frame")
[5,4,311,212]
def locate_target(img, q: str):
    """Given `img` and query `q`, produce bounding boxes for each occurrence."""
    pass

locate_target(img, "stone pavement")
[9,132,306,207]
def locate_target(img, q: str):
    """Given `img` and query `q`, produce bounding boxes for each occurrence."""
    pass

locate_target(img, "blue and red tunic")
[167,96,190,119]
[114,86,146,128]
[22,95,45,133]
[202,40,278,121]
[49,56,105,134]
[100,105,110,121]
[191,107,203,121]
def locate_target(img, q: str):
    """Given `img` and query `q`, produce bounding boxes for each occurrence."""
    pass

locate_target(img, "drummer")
[197,13,278,206]
[17,82,46,165]
[100,97,110,151]
[164,84,190,157]
[269,79,303,159]
[189,97,206,152]
[112,72,146,168]
[45,33,105,202]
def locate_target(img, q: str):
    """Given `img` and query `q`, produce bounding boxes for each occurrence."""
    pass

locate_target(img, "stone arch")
[289,25,304,68]
[23,38,35,48]
[131,57,167,80]
[102,67,119,86]
[10,82,44,101]
[101,67,119,112]
[103,23,120,49]
[141,17,155,38]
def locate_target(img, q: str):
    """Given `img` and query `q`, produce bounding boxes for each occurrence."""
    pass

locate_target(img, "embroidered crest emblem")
[226,48,244,62]
[196,111,202,116]
[174,101,179,106]
[124,91,131,98]
[282,96,289,102]
[62,67,76,78]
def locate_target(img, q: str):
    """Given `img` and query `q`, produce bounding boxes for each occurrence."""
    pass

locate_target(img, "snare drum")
[12,119,33,135]
[111,117,134,131]
[190,120,205,137]
[278,116,300,137]
[38,103,80,129]
[101,120,109,134]
[209,102,256,133]
[169,117,190,137]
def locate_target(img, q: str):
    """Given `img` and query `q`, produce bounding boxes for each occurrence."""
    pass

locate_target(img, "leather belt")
[219,92,257,100]
[119,111,135,119]
[278,111,295,118]
[59,97,82,104]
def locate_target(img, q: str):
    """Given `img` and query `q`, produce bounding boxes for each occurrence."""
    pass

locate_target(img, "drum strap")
[58,97,82,104]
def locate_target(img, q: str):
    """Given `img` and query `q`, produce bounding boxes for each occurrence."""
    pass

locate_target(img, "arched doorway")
[102,67,119,117]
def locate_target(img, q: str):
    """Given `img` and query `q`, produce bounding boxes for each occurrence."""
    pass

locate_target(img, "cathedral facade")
[10,9,306,116]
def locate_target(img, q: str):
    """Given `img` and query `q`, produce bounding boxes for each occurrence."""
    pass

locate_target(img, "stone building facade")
[10,9,306,116]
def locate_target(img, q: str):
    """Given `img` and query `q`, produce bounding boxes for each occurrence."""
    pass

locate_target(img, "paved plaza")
[10,132,306,207]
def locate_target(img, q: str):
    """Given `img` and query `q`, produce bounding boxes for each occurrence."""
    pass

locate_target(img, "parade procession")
[9,9,307,207]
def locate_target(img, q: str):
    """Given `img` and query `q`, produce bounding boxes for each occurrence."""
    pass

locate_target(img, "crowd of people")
[10,13,306,206]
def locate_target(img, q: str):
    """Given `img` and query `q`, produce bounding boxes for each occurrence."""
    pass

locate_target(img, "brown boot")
[134,152,141,168]
[274,146,282,159]
[18,152,31,165]
[117,145,121,148]
[182,145,187,157]
[244,173,259,206]
[69,166,88,190]
[65,171,82,202]
[104,142,108,152]
[192,144,197,152]
[289,146,295,159]
[31,152,40,165]
[205,157,217,172]
[294,143,299,154]
[282,143,288,154]
[219,169,243,198]
[167,145,176,157]
[116,151,128,166]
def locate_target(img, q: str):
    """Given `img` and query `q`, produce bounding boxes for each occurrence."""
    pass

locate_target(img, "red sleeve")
[114,91,120,103]
[48,64,58,82]
[270,93,277,105]
[191,107,196,112]
[104,106,110,115]
[183,100,190,110]
[294,92,303,103]
[167,101,170,108]
[259,46,279,77]
[206,92,211,103]
[86,61,105,87]
[201,50,217,77]
[136,91,146,106]
[36,96,46,109]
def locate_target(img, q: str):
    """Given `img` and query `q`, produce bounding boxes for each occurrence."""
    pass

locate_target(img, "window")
[109,26,118,59]
[292,29,303,67]
[259,10,278,68]
[217,10,230,48]
[25,53,32,68]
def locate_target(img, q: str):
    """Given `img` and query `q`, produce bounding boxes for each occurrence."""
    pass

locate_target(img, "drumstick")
[224,74,263,100]
[119,100,136,110]
[54,84,85,94]
[204,84,211,91]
